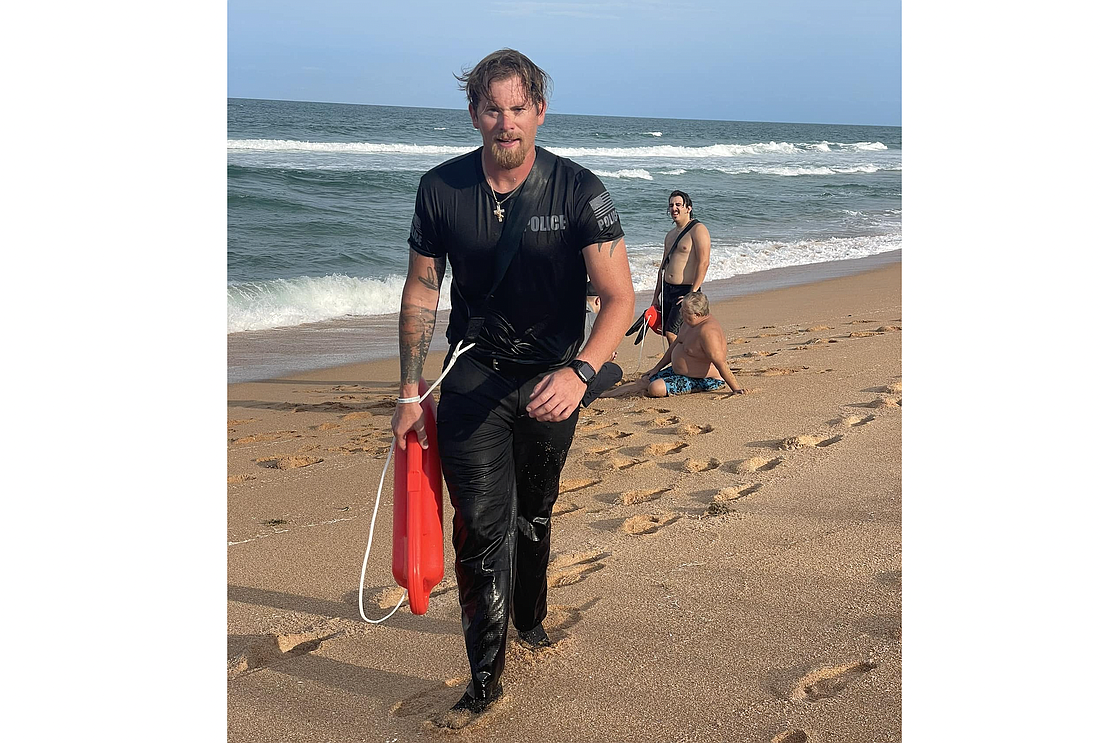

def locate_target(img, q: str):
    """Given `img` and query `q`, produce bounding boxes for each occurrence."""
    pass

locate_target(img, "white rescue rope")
[357,340,476,623]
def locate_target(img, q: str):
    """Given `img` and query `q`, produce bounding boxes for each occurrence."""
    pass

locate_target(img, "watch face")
[572,360,594,382]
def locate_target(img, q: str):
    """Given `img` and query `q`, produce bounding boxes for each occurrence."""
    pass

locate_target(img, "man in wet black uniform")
[391,49,634,724]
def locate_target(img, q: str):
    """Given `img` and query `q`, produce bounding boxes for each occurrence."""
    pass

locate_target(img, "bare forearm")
[650,344,675,374]
[398,253,444,391]
[399,300,437,389]
[716,361,743,392]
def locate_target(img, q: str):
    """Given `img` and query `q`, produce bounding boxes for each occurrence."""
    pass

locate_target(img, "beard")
[490,137,528,170]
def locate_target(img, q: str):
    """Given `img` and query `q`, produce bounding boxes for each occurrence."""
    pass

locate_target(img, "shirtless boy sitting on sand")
[603,290,745,398]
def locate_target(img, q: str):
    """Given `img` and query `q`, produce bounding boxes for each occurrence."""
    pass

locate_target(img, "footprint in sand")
[727,336,749,345]
[676,423,715,436]
[390,677,467,719]
[619,487,671,505]
[559,478,602,495]
[778,435,823,450]
[231,430,299,446]
[649,413,682,427]
[682,457,721,473]
[848,331,879,338]
[579,419,614,431]
[643,441,688,457]
[604,456,651,472]
[734,456,783,474]
[547,550,609,587]
[771,730,812,743]
[597,430,634,440]
[715,483,763,502]
[708,484,763,515]
[584,444,622,457]
[628,407,672,416]
[790,661,876,702]
[836,414,875,427]
[227,418,257,427]
[879,381,902,394]
[864,396,901,408]
[816,435,843,447]
[877,325,902,332]
[310,421,341,431]
[255,455,322,470]
[802,325,832,332]
[228,631,343,680]
[552,501,581,516]
[227,474,256,484]
[622,512,679,535]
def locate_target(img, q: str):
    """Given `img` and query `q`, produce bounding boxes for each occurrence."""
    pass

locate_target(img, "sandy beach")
[227,259,901,742]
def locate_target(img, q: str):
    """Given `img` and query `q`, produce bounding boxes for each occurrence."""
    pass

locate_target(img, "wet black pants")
[436,353,579,699]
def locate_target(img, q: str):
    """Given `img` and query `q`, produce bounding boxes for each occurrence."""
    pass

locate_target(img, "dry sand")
[228,261,901,742]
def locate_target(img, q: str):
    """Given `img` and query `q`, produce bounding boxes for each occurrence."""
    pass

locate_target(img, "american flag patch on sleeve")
[588,191,620,230]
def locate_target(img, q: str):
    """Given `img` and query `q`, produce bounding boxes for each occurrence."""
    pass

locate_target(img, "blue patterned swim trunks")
[649,367,727,396]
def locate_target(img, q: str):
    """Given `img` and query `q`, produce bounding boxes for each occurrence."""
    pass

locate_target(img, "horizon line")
[227,96,902,129]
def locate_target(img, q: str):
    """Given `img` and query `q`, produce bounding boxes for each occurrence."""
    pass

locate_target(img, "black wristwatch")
[568,359,596,385]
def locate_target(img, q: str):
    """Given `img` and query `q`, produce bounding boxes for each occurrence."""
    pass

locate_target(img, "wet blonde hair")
[681,290,710,318]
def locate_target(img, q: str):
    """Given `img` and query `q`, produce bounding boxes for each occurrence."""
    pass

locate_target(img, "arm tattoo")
[417,256,447,291]
[400,252,444,385]
[399,302,437,385]
[596,237,624,258]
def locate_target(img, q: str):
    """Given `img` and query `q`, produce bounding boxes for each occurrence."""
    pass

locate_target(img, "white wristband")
[396,396,421,404]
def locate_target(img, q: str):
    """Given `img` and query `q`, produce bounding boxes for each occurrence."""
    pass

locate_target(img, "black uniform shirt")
[408,146,624,366]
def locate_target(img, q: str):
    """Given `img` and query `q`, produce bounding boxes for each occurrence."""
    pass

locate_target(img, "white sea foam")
[715,164,899,176]
[228,138,889,160]
[227,139,476,156]
[624,233,902,293]
[659,169,687,175]
[228,233,899,333]
[591,168,654,180]
[545,142,804,158]
[227,274,452,333]
[646,131,662,137]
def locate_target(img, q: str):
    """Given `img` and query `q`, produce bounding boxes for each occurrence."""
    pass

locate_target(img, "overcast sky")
[228,0,901,126]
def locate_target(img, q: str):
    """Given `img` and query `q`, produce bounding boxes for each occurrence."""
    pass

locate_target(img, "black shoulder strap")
[660,219,699,272]
[463,148,551,344]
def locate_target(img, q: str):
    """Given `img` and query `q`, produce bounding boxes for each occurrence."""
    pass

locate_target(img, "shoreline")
[228,249,900,384]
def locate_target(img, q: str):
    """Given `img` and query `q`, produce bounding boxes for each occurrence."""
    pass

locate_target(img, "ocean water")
[228,98,901,336]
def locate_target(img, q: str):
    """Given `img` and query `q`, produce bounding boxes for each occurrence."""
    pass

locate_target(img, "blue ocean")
[227,98,900,380]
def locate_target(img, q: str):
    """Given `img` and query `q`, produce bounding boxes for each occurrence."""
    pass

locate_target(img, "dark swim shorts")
[661,281,693,335]
[649,367,726,396]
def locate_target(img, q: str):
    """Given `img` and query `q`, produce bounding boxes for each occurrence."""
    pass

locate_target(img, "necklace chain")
[488,179,517,222]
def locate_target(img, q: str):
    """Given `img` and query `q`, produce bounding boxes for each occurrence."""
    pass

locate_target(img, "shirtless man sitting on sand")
[603,290,745,398]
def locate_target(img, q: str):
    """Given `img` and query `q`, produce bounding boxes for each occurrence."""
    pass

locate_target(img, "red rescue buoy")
[391,378,445,615]
[644,304,661,331]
